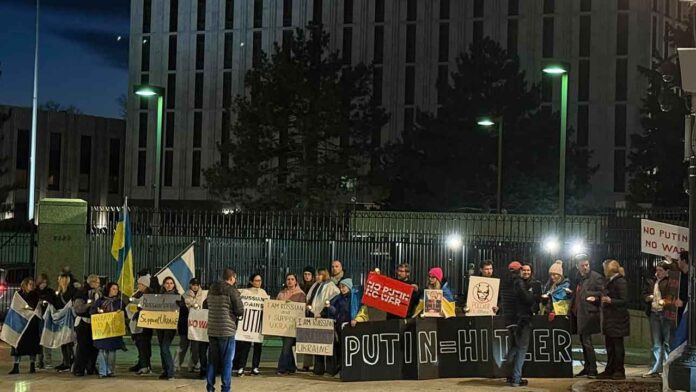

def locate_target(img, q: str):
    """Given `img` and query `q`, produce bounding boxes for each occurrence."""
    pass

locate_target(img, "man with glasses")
[387,263,419,319]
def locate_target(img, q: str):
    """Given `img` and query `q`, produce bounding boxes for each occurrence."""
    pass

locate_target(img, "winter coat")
[570,270,604,335]
[207,281,244,337]
[277,286,306,303]
[322,291,353,328]
[128,289,152,337]
[330,271,345,286]
[306,281,340,317]
[90,295,125,350]
[541,278,571,315]
[177,294,189,336]
[56,285,77,309]
[35,286,57,310]
[299,280,315,295]
[602,273,630,338]
[11,290,42,357]
[183,288,207,309]
[643,276,670,317]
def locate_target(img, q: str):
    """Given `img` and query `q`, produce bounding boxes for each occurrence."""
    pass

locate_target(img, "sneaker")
[509,379,528,387]
[642,371,659,378]
[251,368,260,376]
[128,364,140,372]
[193,365,200,372]
[237,368,245,377]
[137,367,151,375]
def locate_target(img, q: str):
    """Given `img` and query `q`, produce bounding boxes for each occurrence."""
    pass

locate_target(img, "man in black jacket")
[501,262,535,387]
[570,254,604,378]
[676,250,689,323]
[386,263,419,319]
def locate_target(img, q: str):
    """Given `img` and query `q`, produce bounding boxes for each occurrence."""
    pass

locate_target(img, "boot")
[9,364,19,375]
[30,362,36,374]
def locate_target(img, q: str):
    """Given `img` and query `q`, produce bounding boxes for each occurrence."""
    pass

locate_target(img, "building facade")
[126,0,691,208]
[0,106,125,218]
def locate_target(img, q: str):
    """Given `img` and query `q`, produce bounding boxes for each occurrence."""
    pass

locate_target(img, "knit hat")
[428,267,444,282]
[303,265,315,275]
[137,276,150,287]
[189,278,201,286]
[508,261,522,271]
[549,260,564,277]
[339,278,354,291]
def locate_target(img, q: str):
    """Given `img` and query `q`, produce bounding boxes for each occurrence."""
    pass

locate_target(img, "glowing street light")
[133,84,165,211]
[446,234,463,250]
[477,116,504,213]
[543,237,561,254]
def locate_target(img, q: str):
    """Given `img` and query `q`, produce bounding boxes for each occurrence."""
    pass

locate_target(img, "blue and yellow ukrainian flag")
[111,197,134,297]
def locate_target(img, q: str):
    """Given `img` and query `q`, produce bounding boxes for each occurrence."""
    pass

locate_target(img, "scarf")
[277,285,304,302]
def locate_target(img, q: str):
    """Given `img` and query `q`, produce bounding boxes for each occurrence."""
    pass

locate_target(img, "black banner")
[341,316,573,382]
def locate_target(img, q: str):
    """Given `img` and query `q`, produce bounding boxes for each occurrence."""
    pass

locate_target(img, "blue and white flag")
[156,242,196,295]
[0,292,43,348]
[40,302,76,349]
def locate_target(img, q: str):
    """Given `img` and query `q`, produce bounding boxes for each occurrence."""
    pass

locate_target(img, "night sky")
[0,0,130,118]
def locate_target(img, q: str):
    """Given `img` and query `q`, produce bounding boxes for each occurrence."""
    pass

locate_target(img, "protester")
[386,263,420,319]
[90,282,124,378]
[458,260,497,315]
[157,276,180,380]
[175,278,203,373]
[182,277,206,373]
[426,267,454,301]
[234,273,268,376]
[540,260,571,316]
[321,278,355,377]
[138,268,160,294]
[128,276,153,375]
[501,262,535,387]
[307,268,340,316]
[300,266,315,294]
[8,277,41,375]
[570,254,604,378]
[596,259,629,380]
[675,250,689,323]
[55,272,77,372]
[72,274,101,377]
[643,261,672,378]
[196,296,210,380]
[276,273,307,375]
[207,268,244,392]
[35,273,57,369]
[330,260,346,285]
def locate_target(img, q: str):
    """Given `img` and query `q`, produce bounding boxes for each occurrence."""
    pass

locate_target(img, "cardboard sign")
[641,219,689,257]
[664,271,681,322]
[188,308,209,342]
[361,272,415,317]
[237,291,268,343]
[466,276,500,316]
[295,317,335,356]
[140,294,179,311]
[137,310,179,329]
[261,299,306,337]
[423,290,443,317]
[91,310,126,340]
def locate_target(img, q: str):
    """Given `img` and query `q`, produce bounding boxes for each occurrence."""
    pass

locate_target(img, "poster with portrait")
[423,290,444,317]
[466,276,500,316]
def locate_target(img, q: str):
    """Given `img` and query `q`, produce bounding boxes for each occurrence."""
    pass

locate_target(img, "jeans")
[649,312,672,373]
[207,336,236,392]
[604,335,626,375]
[234,341,262,370]
[277,337,296,373]
[97,350,116,376]
[157,330,176,377]
[134,334,152,370]
[579,333,598,373]
[506,322,531,383]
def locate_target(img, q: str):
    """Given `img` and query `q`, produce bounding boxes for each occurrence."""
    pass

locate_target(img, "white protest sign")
[641,219,689,258]
[466,276,500,316]
[261,300,306,338]
[188,308,208,342]
[236,290,269,343]
[295,317,334,356]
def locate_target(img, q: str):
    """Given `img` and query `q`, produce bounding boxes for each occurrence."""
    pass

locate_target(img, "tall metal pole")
[559,73,568,243]
[496,120,503,214]
[154,95,163,211]
[28,0,39,221]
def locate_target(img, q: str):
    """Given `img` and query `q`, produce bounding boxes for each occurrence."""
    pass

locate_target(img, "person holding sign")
[234,273,269,376]
[540,261,571,316]
[90,282,125,378]
[642,261,673,378]
[128,276,153,375]
[72,274,102,377]
[182,278,206,374]
[321,278,355,377]
[6,278,41,375]
[157,276,181,380]
[275,272,307,375]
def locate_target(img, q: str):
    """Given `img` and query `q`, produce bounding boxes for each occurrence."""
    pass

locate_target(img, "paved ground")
[0,341,657,392]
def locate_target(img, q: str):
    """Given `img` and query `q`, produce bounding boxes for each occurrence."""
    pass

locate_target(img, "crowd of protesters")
[3,251,690,389]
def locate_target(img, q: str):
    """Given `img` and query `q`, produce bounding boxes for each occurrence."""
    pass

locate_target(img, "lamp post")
[133,84,165,211]
[28,0,40,221]
[477,117,503,213]
[542,63,570,243]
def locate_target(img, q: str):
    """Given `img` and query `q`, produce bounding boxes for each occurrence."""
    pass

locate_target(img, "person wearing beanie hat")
[180,277,207,374]
[128,275,153,375]
[137,276,151,288]
[300,266,316,295]
[320,278,356,377]
[541,260,571,316]
[426,267,454,301]
[508,261,522,271]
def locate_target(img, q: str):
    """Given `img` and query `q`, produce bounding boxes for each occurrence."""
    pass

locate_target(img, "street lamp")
[477,117,503,213]
[133,84,165,211]
[542,62,570,243]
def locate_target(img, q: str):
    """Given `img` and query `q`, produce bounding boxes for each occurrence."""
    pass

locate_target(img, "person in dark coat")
[128,276,153,375]
[597,259,630,380]
[72,274,101,377]
[321,278,354,377]
[157,276,180,380]
[675,250,689,323]
[55,272,78,372]
[387,263,420,319]
[569,254,604,378]
[299,266,315,294]
[8,277,41,375]
[34,273,57,369]
[90,282,125,378]
[502,262,536,387]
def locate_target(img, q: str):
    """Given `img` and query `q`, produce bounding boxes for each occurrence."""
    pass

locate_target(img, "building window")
[614,150,626,192]
[542,17,554,58]
[580,0,591,12]
[473,21,483,44]
[440,0,450,19]
[79,135,91,192]
[195,73,204,108]
[141,38,150,72]
[137,150,147,187]
[253,31,263,67]
[407,0,417,21]
[47,132,61,191]
[165,112,175,148]
[15,129,29,188]
[344,0,353,24]
[579,15,591,57]
[108,139,120,194]
[439,23,449,62]
[373,67,383,104]
[507,19,518,56]
[618,0,629,10]
[164,151,173,187]
[197,0,206,31]
[313,0,322,24]
[614,104,626,147]
[254,0,263,28]
[406,24,416,63]
[342,27,352,64]
[577,105,589,147]
[168,35,177,70]
[143,0,151,34]
[405,66,415,105]
[375,0,384,22]
[578,59,590,101]
[167,74,176,109]
[474,0,484,18]
[224,33,233,69]
[139,113,148,148]
[196,34,205,70]
[543,0,555,14]
[169,0,178,32]
[193,112,202,148]
[616,13,628,55]
[374,26,384,64]
[223,72,232,108]
[508,0,518,16]
[615,58,628,101]
[283,0,292,27]
[191,150,202,187]
[225,0,234,29]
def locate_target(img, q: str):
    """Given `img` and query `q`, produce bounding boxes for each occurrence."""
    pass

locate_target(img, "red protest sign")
[361,272,415,317]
